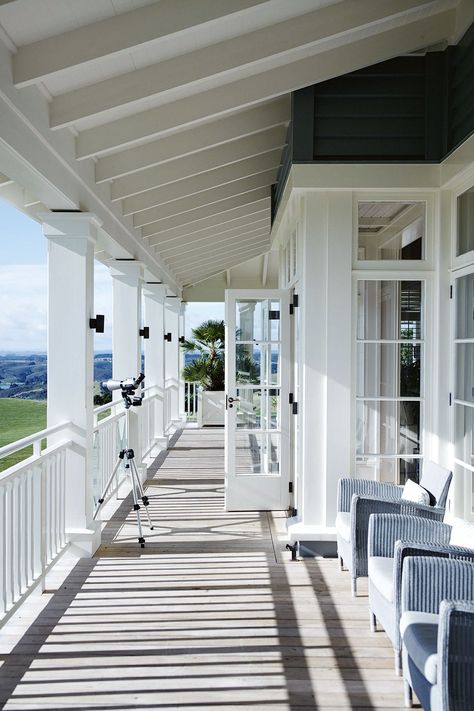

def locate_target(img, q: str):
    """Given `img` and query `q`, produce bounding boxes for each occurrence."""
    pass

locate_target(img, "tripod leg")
[130,459,154,530]
[93,455,124,520]
[129,466,146,548]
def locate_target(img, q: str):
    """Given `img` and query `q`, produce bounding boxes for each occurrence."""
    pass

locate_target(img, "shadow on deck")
[0,428,405,710]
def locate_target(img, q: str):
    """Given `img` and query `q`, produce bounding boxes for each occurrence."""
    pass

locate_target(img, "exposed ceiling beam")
[152,214,269,251]
[165,230,270,267]
[50,0,433,129]
[178,246,268,282]
[95,100,289,182]
[144,200,270,242]
[112,144,282,202]
[158,222,270,259]
[358,217,393,227]
[120,132,285,213]
[0,172,13,186]
[75,10,456,159]
[126,170,277,224]
[13,0,269,87]
[134,186,270,229]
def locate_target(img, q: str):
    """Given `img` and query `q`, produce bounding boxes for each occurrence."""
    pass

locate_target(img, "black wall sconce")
[89,314,105,333]
[164,332,172,342]
[178,336,185,344]
[139,326,150,339]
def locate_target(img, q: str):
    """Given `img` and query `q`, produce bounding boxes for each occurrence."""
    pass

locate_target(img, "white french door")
[224,289,290,511]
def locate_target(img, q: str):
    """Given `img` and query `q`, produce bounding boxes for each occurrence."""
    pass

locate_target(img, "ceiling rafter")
[13,0,269,87]
[95,100,289,183]
[158,222,270,259]
[165,231,271,268]
[119,131,285,212]
[127,170,277,225]
[111,145,282,202]
[144,200,270,242]
[134,187,270,229]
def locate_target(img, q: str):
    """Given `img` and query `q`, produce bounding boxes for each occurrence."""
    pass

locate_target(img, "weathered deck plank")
[0,428,406,710]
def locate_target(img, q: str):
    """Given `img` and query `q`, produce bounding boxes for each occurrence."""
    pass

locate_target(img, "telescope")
[102,372,145,408]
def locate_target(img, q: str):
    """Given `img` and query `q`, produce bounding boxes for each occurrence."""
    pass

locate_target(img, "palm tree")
[181,320,225,391]
[181,319,260,391]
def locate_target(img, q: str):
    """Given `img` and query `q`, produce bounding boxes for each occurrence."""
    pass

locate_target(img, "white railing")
[139,386,160,460]
[92,401,126,506]
[185,381,199,421]
[0,422,71,623]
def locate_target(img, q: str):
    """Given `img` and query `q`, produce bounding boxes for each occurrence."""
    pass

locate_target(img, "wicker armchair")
[336,461,452,596]
[367,514,474,674]
[400,557,474,709]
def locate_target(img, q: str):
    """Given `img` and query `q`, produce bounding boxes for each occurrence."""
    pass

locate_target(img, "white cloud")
[185,302,224,338]
[0,265,47,351]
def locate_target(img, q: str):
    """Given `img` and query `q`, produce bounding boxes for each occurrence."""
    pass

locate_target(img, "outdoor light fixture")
[89,314,105,333]
[139,326,150,339]
[164,332,172,341]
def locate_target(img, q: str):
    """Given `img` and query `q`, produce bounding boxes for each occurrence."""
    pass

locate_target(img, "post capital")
[143,282,167,303]
[109,259,143,285]
[39,212,102,242]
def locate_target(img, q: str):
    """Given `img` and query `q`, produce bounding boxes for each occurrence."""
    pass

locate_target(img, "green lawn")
[0,399,47,473]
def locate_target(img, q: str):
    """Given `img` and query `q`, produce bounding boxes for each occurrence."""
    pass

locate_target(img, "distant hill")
[0,352,113,400]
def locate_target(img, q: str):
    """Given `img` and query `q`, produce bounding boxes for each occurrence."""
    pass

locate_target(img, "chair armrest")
[337,478,402,513]
[399,501,445,520]
[401,556,474,615]
[368,514,450,558]
[438,600,474,710]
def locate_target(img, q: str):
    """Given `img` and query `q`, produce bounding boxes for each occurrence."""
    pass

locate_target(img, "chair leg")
[351,577,357,597]
[403,680,413,708]
[369,611,376,632]
[394,650,402,676]
[338,556,343,571]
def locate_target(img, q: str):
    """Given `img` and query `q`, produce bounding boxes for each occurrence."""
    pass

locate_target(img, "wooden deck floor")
[0,428,406,710]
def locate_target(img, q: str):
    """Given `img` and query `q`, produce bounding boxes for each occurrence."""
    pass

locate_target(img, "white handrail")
[0,421,71,459]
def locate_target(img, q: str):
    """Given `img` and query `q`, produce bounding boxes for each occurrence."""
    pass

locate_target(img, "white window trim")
[353,192,436,271]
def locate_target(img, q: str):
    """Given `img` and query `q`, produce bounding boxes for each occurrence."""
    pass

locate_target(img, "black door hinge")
[292,402,298,415]
[288,482,293,493]
[289,294,299,314]
[289,392,294,405]
[449,392,452,406]
[450,285,453,299]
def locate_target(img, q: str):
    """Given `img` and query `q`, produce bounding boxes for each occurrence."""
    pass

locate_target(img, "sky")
[0,199,223,351]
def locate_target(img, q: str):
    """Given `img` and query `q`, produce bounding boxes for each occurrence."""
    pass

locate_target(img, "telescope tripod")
[93,443,154,548]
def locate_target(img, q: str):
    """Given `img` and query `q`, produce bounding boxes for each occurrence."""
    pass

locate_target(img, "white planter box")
[197,390,225,427]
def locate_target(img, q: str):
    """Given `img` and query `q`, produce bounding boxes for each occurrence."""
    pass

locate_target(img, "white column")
[42,212,101,556]
[110,260,143,381]
[165,297,182,428]
[143,283,167,452]
[110,260,144,475]
[178,302,187,421]
[288,192,352,541]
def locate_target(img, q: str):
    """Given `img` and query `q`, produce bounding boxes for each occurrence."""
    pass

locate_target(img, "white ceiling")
[0,0,470,290]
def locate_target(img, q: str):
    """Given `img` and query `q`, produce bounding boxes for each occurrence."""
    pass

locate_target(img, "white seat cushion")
[401,478,431,505]
[449,518,474,551]
[368,556,394,602]
[336,512,351,542]
[400,610,439,637]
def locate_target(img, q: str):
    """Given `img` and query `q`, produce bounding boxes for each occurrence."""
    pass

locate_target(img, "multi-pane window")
[358,201,425,260]
[457,187,474,257]
[356,280,423,484]
[454,272,474,517]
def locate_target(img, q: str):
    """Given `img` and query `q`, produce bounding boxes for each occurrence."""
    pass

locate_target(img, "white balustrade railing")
[0,422,71,623]
[92,402,127,506]
[184,381,199,421]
